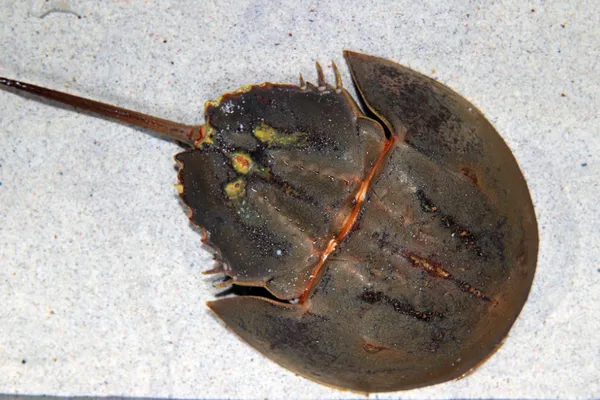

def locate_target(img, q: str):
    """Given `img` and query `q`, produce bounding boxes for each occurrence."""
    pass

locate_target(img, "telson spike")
[332,61,343,90]
[0,77,203,147]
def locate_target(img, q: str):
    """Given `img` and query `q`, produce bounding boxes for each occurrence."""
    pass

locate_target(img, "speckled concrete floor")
[0,1,598,399]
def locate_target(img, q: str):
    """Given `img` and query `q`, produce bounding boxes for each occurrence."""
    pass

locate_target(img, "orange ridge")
[299,136,396,304]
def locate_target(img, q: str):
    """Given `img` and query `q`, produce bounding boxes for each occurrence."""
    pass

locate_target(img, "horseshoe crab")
[0,51,538,392]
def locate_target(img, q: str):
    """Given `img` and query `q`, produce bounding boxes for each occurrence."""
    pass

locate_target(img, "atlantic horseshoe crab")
[0,51,538,392]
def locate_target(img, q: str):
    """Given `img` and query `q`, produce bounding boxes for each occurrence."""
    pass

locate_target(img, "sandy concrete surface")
[0,1,598,399]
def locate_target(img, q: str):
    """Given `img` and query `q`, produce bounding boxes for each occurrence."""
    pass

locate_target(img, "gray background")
[0,0,598,398]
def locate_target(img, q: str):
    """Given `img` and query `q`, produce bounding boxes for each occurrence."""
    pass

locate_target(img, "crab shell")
[175,51,538,392]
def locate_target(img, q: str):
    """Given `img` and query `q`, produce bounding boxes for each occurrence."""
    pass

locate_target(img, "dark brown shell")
[175,51,538,392]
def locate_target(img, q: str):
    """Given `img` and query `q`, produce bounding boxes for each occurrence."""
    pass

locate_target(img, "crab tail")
[0,77,204,147]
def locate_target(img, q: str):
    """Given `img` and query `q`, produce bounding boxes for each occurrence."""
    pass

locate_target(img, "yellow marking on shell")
[205,99,219,108]
[232,152,253,174]
[194,124,216,147]
[174,184,184,194]
[253,122,307,146]
[204,84,261,110]
[225,178,246,201]
[235,84,255,94]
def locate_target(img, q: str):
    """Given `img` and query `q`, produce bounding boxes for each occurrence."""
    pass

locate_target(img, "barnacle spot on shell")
[224,177,246,201]
[253,122,307,146]
[232,152,253,174]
